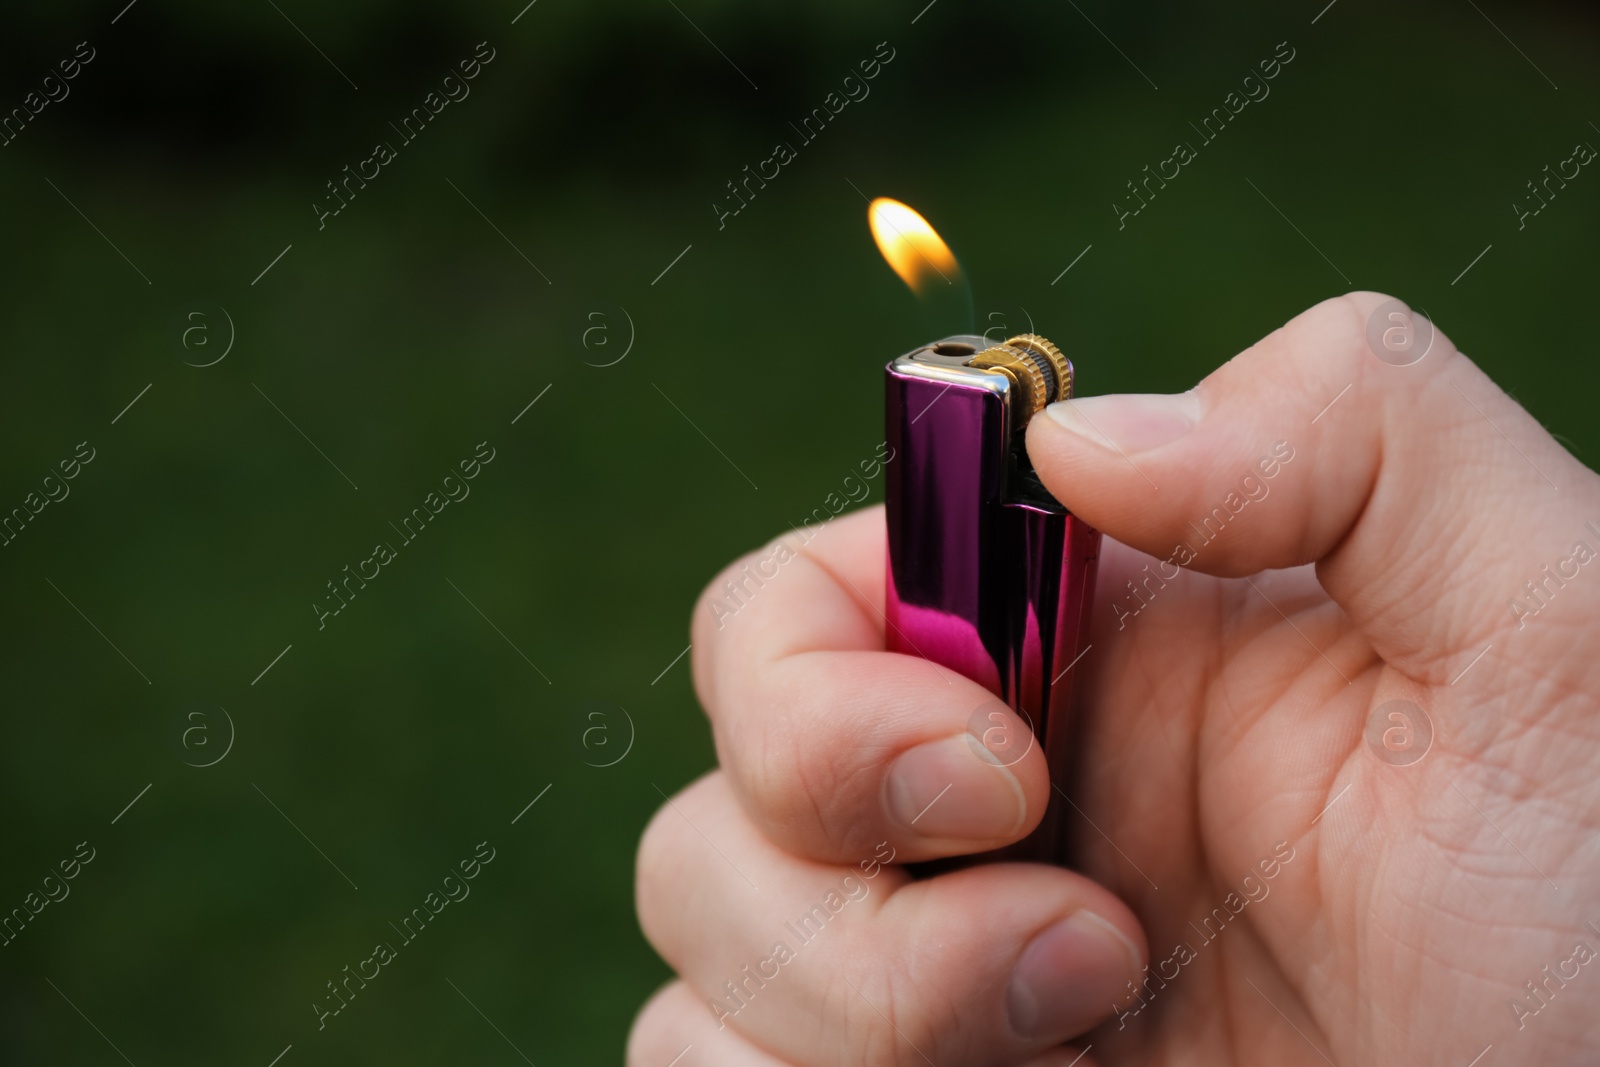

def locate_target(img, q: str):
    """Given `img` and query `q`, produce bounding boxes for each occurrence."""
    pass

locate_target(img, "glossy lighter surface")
[885,339,1100,861]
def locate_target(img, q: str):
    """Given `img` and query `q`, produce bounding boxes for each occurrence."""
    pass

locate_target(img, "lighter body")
[885,333,1100,863]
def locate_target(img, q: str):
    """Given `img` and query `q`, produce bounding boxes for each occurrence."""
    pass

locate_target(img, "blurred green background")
[0,0,1595,1062]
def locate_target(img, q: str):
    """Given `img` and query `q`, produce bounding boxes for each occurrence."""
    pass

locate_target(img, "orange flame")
[868,197,960,296]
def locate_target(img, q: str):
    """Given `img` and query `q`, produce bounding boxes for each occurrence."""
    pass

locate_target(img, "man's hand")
[629,293,1600,1065]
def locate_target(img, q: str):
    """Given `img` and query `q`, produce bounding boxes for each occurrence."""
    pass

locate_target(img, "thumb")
[1025,291,1600,683]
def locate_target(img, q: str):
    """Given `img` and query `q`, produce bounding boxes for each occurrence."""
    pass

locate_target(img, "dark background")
[0,0,1594,1062]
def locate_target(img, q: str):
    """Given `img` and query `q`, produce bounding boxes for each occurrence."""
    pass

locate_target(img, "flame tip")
[867,196,960,296]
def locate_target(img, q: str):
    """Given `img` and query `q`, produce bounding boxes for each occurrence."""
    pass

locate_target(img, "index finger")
[690,505,1053,865]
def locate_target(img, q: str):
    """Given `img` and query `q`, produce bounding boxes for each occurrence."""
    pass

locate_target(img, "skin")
[629,293,1600,1065]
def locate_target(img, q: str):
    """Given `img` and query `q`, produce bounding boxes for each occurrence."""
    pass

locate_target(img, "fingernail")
[885,733,1026,841]
[1044,392,1202,453]
[1007,911,1142,1041]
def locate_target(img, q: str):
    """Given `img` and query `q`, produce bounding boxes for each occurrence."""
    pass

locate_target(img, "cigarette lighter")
[885,333,1100,863]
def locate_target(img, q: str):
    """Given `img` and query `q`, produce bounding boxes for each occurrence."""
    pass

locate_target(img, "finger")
[627,980,792,1067]
[1026,291,1600,683]
[636,772,1146,1065]
[690,506,1053,865]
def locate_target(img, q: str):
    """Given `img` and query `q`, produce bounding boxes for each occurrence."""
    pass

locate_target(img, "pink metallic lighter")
[885,333,1101,863]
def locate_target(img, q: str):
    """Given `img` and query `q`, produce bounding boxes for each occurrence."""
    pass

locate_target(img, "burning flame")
[868,197,959,296]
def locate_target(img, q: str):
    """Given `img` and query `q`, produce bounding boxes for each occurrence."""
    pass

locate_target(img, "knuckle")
[1341,288,1402,311]
[625,981,690,1067]
[693,545,767,638]
[758,727,837,847]
[1283,291,1370,355]
[691,562,729,637]
[718,700,804,838]
[731,671,879,859]
[1282,291,1441,399]
[634,789,692,960]
[633,771,729,966]
[1312,291,1374,359]
[689,543,774,709]
[833,964,947,1067]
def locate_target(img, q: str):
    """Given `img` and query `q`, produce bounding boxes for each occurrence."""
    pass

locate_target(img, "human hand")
[630,293,1600,1065]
